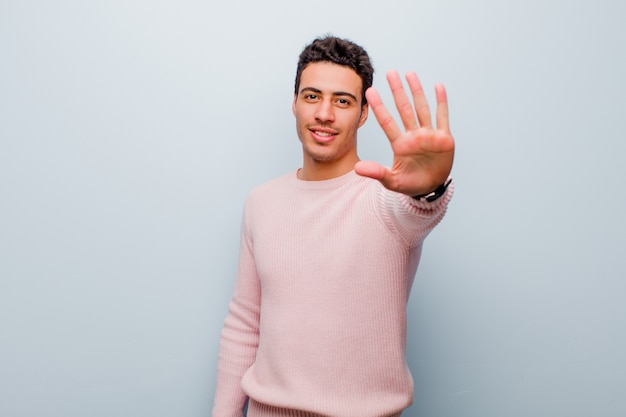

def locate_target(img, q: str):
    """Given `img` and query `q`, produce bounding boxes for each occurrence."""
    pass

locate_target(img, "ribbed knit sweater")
[213,169,453,417]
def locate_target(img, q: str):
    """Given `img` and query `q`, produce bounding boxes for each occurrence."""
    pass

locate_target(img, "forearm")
[212,309,259,417]
[212,214,261,417]
[378,178,453,248]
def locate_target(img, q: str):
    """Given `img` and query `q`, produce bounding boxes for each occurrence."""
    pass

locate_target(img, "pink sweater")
[213,170,453,417]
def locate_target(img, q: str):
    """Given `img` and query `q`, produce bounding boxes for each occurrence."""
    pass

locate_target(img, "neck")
[298,155,359,181]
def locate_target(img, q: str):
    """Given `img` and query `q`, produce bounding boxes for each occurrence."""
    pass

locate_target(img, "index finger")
[365,86,402,143]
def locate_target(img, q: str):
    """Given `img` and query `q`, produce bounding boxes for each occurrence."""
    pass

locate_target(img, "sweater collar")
[290,169,359,191]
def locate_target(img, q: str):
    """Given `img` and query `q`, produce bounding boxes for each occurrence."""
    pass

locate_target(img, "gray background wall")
[1,1,625,416]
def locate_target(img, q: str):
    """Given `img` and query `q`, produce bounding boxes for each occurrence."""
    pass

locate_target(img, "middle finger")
[387,70,418,131]
[406,71,432,128]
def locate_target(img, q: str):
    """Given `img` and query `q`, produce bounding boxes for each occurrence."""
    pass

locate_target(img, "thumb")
[354,160,390,182]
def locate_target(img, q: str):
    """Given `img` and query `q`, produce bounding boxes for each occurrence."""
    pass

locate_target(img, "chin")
[308,152,336,163]
[302,144,332,161]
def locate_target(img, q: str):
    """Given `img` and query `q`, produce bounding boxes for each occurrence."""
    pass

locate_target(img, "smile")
[310,128,338,142]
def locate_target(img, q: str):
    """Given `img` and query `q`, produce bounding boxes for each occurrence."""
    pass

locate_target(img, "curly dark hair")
[294,35,374,105]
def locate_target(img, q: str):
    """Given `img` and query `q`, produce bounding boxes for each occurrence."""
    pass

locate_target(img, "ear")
[292,94,297,116]
[358,103,369,128]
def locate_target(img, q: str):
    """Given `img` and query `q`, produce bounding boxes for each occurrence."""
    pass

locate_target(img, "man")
[213,35,454,417]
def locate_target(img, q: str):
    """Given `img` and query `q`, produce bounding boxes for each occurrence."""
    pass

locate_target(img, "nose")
[314,99,335,123]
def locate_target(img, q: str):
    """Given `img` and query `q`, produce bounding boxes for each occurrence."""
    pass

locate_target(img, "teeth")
[315,131,334,137]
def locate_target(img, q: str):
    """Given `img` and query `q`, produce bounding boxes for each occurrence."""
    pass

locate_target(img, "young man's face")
[292,62,368,177]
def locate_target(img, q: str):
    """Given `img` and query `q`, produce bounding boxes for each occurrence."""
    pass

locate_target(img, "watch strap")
[412,178,452,202]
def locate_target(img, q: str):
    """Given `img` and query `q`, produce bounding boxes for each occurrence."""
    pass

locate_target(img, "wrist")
[412,178,452,202]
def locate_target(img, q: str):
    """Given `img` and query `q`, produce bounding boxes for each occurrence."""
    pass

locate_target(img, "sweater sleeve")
[212,205,261,417]
[377,178,454,248]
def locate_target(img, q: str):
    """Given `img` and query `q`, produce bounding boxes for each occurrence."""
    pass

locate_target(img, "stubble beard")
[304,136,355,165]
[301,123,360,165]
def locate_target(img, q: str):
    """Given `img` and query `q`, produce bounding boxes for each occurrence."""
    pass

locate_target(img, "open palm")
[355,70,455,197]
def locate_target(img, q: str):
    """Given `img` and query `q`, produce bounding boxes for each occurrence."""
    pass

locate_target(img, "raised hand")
[355,70,455,197]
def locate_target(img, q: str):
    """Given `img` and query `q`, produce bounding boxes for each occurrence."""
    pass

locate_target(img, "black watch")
[412,179,451,202]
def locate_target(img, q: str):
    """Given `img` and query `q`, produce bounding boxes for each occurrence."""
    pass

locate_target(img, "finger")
[387,70,418,131]
[405,72,432,128]
[434,83,450,132]
[354,160,390,182]
[365,87,402,143]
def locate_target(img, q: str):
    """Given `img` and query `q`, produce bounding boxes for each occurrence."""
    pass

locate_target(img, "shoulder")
[241,170,299,216]
[247,171,296,199]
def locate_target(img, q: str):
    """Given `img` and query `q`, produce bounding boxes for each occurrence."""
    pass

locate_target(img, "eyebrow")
[299,87,358,103]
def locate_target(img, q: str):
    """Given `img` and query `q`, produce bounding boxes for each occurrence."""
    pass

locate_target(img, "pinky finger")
[435,83,450,132]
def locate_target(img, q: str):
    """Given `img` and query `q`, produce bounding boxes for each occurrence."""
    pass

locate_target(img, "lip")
[309,127,338,143]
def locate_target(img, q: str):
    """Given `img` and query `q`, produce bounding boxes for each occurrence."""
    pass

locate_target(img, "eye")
[336,98,351,107]
[304,94,319,101]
